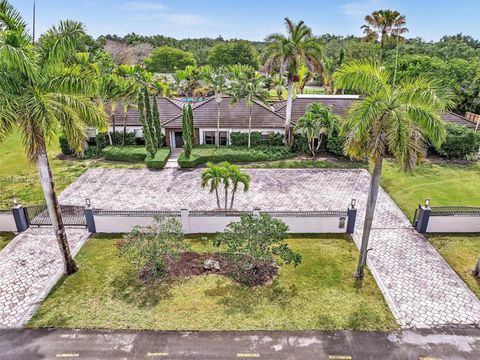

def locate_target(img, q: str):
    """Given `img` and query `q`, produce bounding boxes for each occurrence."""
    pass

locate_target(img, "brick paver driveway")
[59,168,480,328]
[0,228,89,328]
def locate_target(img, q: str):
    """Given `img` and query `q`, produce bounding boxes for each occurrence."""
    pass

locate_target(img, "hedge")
[103,146,147,162]
[436,123,480,159]
[145,148,171,169]
[178,145,293,168]
[230,131,284,146]
[59,135,74,155]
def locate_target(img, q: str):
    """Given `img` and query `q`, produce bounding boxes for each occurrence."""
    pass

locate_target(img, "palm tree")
[263,17,324,144]
[271,74,285,101]
[202,67,229,147]
[361,10,408,60]
[334,61,453,279]
[0,2,107,274]
[99,75,123,145]
[219,162,230,211]
[118,78,139,146]
[201,162,224,209]
[225,164,250,210]
[230,73,268,148]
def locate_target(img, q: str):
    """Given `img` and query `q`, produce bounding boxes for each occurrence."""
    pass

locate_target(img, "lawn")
[428,234,480,298]
[28,234,397,331]
[0,232,15,251]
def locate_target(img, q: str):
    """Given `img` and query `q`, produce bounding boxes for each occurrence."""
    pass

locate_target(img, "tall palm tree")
[263,17,324,144]
[201,162,224,210]
[118,78,139,146]
[334,61,453,279]
[0,1,107,274]
[361,10,408,60]
[225,164,250,210]
[230,73,268,148]
[271,74,286,101]
[202,67,229,147]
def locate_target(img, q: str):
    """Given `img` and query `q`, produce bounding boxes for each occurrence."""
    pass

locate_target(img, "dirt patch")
[140,252,279,287]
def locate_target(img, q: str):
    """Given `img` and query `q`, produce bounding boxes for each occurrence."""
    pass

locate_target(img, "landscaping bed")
[428,233,480,298]
[178,145,294,168]
[28,234,397,331]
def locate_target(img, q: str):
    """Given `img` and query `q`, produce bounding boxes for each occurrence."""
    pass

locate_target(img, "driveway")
[58,168,480,328]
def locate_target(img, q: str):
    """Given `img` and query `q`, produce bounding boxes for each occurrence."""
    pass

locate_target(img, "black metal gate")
[26,205,87,227]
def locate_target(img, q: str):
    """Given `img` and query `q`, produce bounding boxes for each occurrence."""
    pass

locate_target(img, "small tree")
[182,104,193,158]
[138,91,156,157]
[222,163,250,210]
[143,87,158,149]
[118,217,190,282]
[201,162,223,209]
[152,95,163,148]
[214,213,301,266]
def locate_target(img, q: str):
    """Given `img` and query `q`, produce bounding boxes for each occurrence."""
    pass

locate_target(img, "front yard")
[0,232,15,251]
[428,234,480,298]
[28,234,397,331]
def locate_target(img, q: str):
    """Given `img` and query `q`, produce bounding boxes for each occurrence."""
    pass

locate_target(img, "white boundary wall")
[427,215,480,233]
[93,211,348,234]
[0,212,17,232]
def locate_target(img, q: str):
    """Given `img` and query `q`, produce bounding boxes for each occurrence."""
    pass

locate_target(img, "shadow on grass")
[204,277,298,315]
[109,266,175,308]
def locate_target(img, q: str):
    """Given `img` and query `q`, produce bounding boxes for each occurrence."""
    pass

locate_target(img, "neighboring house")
[100,94,475,147]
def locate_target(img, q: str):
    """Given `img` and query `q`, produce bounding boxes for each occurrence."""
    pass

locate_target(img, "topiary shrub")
[437,123,480,159]
[145,148,171,169]
[58,135,74,155]
[326,131,346,157]
[103,146,147,162]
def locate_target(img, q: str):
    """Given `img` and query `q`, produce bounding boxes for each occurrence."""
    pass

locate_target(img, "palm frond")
[334,60,389,95]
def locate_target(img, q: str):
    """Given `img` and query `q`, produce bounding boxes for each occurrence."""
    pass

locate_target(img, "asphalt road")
[1,328,479,360]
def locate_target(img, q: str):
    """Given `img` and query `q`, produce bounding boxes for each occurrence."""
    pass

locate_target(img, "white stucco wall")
[94,215,179,233]
[427,216,480,233]
[0,212,17,232]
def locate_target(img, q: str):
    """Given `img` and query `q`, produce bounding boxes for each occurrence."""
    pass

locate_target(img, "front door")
[174,131,183,148]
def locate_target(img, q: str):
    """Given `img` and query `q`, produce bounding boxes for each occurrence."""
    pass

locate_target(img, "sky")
[10,0,480,41]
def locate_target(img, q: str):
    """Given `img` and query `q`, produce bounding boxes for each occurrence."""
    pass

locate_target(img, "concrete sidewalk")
[1,328,479,360]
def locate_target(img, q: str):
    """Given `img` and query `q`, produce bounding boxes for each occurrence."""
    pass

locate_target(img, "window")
[261,131,273,141]
[203,131,229,145]
[220,131,228,145]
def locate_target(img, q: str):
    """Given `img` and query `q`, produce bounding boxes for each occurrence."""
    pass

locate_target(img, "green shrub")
[95,132,108,149]
[58,135,74,155]
[104,146,147,162]
[326,131,346,157]
[291,134,310,154]
[145,148,171,169]
[111,131,137,146]
[437,123,480,159]
[230,131,263,146]
[80,146,103,159]
[268,132,284,146]
[178,145,293,168]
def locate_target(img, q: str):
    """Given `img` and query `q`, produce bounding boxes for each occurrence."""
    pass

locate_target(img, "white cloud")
[163,14,209,26]
[123,1,165,11]
[341,0,385,17]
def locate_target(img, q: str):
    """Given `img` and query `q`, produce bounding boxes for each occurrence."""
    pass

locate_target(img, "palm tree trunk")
[355,156,383,279]
[216,101,220,148]
[473,256,480,277]
[122,113,128,147]
[224,186,228,211]
[214,188,221,209]
[310,137,315,157]
[285,82,294,145]
[112,115,116,146]
[230,190,235,210]
[37,143,78,275]
[248,108,252,148]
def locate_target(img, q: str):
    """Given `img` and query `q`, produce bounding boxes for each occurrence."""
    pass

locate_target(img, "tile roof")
[441,112,478,129]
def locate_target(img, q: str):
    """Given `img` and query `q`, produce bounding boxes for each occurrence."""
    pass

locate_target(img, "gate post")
[11,200,29,232]
[84,199,96,233]
[415,204,431,233]
[346,199,357,234]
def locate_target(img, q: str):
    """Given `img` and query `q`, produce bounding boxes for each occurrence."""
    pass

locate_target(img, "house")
[102,94,475,147]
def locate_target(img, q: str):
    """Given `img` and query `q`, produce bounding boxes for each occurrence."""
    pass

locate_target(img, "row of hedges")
[144,148,171,169]
[178,145,293,168]
[101,146,171,169]
[230,132,284,147]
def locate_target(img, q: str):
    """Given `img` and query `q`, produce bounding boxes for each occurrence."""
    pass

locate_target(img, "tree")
[361,9,408,60]
[230,73,268,148]
[214,213,301,266]
[144,46,196,73]
[263,17,324,144]
[118,78,139,146]
[334,61,453,279]
[201,162,223,209]
[295,103,341,156]
[223,163,250,210]
[151,94,163,147]
[118,216,190,282]
[271,74,285,100]
[202,66,229,147]
[104,40,135,65]
[0,2,106,274]
[207,41,259,68]
[138,88,157,157]
[182,104,193,158]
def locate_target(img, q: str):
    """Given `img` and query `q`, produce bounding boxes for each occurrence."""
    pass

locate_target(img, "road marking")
[146,353,169,357]
[329,356,352,360]
[237,353,260,358]
[56,354,79,358]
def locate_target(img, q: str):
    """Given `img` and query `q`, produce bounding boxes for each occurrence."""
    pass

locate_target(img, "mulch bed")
[140,252,279,287]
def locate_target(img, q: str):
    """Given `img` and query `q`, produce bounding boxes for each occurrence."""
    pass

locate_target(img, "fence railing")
[429,206,480,216]
[94,209,181,217]
[263,210,347,217]
[0,209,10,215]
[190,210,253,217]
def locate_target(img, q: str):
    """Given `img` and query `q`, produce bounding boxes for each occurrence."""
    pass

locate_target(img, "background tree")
[361,9,408,60]
[145,46,196,73]
[201,162,223,209]
[263,18,324,144]
[104,40,135,65]
[271,74,286,100]
[207,41,259,68]
[334,61,453,279]
[230,73,268,148]
[0,2,107,274]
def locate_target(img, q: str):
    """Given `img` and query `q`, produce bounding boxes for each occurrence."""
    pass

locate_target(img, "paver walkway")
[59,168,480,328]
[0,228,89,328]
[164,148,182,168]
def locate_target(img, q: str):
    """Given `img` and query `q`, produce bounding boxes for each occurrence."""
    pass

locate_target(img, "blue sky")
[10,0,480,41]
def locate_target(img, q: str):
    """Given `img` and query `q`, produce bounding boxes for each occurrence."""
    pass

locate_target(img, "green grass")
[428,234,480,298]
[0,232,15,251]
[28,234,397,331]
